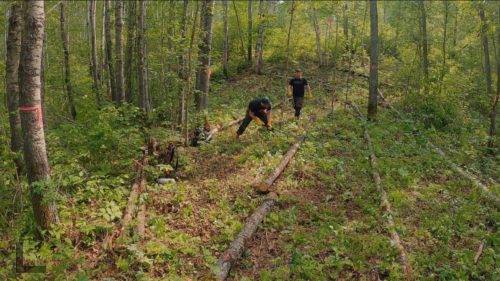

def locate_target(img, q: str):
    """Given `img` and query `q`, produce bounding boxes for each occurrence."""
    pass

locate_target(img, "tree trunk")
[418,0,429,90]
[367,0,379,121]
[232,0,246,57]
[254,0,265,75]
[6,2,23,171]
[222,0,229,78]
[194,0,214,111]
[178,0,189,126]
[247,0,253,63]
[19,0,59,232]
[440,0,449,86]
[138,0,150,113]
[89,0,101,107]
[59,1,76,120]
[125,0,136,104]
[284,0,295,70]
[115,0,125,104]
[311,7,323,67]
[343,1,349,41]
[104,0,116,102]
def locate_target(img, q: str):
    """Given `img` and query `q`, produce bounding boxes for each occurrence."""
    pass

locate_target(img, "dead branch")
[474,240,485,264]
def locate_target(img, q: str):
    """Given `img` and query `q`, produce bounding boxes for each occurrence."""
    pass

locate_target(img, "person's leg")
[293,97,303,118]
[237,112,252,136]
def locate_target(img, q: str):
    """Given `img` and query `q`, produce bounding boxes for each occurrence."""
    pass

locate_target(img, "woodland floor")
[1,66,498,280]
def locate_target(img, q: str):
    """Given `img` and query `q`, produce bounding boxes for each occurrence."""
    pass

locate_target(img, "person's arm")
[249,110,264,125]
[265,110,272,128]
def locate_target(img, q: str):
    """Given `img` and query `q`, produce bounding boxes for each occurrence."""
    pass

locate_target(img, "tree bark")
[125,0,136,104]
[59,0,76,120]
[247,0,253,63]
[6,2,23,171]
[254,0,265,75]
[178,0,189,126]
[104,0,116,102]
[89,0,101,107]
[194,0,214,111]
[418,0,429,91]
[115,0,125,104]
[285,0,295,70]
[367,0,379,121]
[343,1,349,41]
[138,0,150,113]
[19,0,59,232]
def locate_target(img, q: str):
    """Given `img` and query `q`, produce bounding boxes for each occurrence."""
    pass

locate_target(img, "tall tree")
[6,2,23,171]
[194,0,215,111]
[138,0,150,113]
[343,1,349,41]
[367,0,379,121]
[247,0,253,63]
[124,0,136,103]
[104,0,116,102]
[89,0,101,107]
[440,0,449,86]
[178,0,189,126]
[285,0,296,70]
[310,6,324,67]
[115,0,125,104]
[222,0,229,77]
[59,0,76,120]
[490,5,500,151]
[19,0,59,232]
[418,0,429,90]
[254,0,265,75]
[232,0,246,57]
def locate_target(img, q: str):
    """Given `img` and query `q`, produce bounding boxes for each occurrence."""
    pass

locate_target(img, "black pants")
[237,111,268,135]
[293,96,304,117]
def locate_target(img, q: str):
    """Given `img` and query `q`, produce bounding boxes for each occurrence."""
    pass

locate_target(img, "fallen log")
[374,98,499,205]
[216,194,277,280]
[216,131,307,280]
[348,102,414,280]
[137,203,147,238]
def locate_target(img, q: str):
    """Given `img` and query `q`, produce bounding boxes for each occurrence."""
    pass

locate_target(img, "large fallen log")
[215,133,306,280]
[348,102,414,280]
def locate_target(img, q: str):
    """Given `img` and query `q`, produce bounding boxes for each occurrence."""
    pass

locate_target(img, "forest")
[0,0,499,280]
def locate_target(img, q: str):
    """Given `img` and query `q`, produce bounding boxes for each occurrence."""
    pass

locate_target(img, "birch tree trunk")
[178,0,189,126]
[19,0,59,232]
[195,0,214,111]
[6,2,23,171]
[104,0,116,102]
[138,0,150,113]
[440,0,449,86]
[247,0,253,63]
[59,0,76,120]
[222,0,229,77]
[254,0,265,75]
[418,0,429,91]
[285,0,295,70]
[367,0,379,121]
[125,0,136,103]
[89,0,101,107]
[343,1,349,41]
[115,0,125,104]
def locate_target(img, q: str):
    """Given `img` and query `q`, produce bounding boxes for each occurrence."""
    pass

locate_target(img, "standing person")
[287,69,312,119]
[236,97,273,138]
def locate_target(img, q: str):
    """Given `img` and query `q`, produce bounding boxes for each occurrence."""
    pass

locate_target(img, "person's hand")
[287,91,292,97]
[266,124,274,131]
[307,92,313,98]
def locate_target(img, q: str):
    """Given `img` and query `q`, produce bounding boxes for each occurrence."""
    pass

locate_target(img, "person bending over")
[287,69,312,119]
[236,97,273,138]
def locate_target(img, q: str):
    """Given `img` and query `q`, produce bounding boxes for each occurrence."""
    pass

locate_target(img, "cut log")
[216,194,277,280]
[215,116,310,280]
[253,135,306,193]
[347,102,414,280]
[137,202,147,238]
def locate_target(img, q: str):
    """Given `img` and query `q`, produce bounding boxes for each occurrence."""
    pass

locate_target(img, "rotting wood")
[347,102,414,280]
[216,115,313,280]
